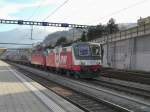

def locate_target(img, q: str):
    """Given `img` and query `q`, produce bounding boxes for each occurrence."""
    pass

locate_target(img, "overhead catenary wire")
[20,0,45,41]
[88,0,149,24]
[21,0,70,40]
[27,0,45,40]
[43,0,70,21]
[27,0,45,20]
[102,0,148,19]
[43,0,75,47]
[29,0,70,41]
[37,0,70,42]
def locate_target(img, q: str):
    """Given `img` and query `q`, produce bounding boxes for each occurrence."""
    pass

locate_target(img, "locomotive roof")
[49,42,100,50]
[72,42,100,46]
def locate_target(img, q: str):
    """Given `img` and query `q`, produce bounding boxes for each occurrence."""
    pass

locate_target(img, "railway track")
[101,69,150,85]
[43,66,150,99]
[90,79,150,98]
[15,67,120,112]
[10,63,150,112]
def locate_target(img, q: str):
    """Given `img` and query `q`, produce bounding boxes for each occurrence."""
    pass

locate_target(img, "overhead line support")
[0,19,89,29]
[0,43,32,45]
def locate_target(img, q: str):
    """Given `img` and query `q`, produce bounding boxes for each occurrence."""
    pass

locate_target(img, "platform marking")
[0,70,11,72]
[8,67,67,112]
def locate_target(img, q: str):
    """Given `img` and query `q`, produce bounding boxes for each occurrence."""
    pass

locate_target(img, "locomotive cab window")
[91,45,100,56]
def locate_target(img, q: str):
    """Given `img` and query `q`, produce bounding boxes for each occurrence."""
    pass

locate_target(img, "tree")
[83,18,119,41]
[86,27,93,41]
[106,18,119,34]
[86,24,105,41]
[46,44,53,49]
[80,31,87,42]
[55,36,68,46]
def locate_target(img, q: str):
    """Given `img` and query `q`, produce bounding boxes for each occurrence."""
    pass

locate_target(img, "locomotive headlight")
[96,61,100,64]
[81,61,85,65]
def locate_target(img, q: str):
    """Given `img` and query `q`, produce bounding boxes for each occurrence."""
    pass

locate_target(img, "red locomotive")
[6,42,102,78]
[31,42,102,78]
[31,50,46,67]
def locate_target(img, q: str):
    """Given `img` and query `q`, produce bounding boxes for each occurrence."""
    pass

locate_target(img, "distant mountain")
[0,28,49,48]
[0,23,137,49]
[42,23,138,47]
[118,23,137,31]
[43,29,82,46]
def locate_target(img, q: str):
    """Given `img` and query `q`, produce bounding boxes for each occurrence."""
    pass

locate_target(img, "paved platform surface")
[0,60,83,112]
[0,61,51,112]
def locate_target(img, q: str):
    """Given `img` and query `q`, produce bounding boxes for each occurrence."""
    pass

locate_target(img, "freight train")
[5,42,103,78]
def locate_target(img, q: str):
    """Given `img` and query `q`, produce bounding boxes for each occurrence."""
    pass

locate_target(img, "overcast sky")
[0,0,149,48]
[0,0,150,31]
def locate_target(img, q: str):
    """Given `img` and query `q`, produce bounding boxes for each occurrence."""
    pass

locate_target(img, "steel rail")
[11,63,148,112]
[17,68,117,112]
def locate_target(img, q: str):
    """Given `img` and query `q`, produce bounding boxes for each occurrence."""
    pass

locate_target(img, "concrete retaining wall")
[102,34,150,71]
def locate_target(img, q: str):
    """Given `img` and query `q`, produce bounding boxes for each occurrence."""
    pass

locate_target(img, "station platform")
[0,60,83,112]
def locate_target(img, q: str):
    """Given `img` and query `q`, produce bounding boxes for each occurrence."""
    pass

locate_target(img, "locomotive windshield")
[91,45,100,56]
[73,43,101,60]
